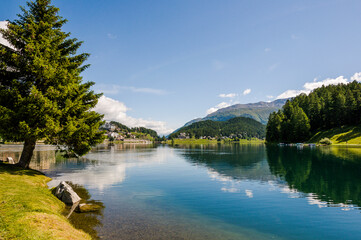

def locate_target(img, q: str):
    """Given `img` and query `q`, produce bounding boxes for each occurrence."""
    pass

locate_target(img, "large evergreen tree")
[266,81,361,143]
[0,0,105,168]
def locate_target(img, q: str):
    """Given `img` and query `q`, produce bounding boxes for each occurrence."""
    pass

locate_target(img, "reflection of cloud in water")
[208,170,235,183]
[208,169,256,198]
[306,193,356,211]
[280,186,302,199]
[49,147,173,191]
[221,187,240,193]
[245,190,253,198]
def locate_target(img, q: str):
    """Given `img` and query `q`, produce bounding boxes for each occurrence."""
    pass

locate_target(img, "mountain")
[184,98,287,127]
[169,116,266,139]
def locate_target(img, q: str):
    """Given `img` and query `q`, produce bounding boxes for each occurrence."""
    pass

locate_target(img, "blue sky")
[1,0,361,134]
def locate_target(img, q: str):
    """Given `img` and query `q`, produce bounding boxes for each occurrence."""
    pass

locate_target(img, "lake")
[1,143,361,239]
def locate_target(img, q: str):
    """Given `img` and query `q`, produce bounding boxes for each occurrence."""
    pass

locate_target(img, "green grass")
[309,125,361,145]
[0,163,91,240]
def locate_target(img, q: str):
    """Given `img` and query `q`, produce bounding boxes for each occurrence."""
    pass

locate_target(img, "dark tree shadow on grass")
[0,163,45,176]
[335,126,361,143]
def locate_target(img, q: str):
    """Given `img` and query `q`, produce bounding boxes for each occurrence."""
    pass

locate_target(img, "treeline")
[109,121,159,138]
[266,81,361,143]
[169,117,265,139]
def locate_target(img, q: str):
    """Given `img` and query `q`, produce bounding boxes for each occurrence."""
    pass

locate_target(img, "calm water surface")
[1,144,361,239]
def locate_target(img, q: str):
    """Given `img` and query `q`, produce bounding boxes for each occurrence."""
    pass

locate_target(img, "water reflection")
[179,144,361,210]
[66,182,105,240]
[266,145,361,210]
[46,144,167,190]
[180,144,275,182]
[2,143,361,239]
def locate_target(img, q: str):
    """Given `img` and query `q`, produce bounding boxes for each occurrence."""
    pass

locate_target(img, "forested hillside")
[266,81,361,143]
[169,117,265,139]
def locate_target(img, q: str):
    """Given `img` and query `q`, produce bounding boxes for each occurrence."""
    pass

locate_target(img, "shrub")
[319,138,332,145]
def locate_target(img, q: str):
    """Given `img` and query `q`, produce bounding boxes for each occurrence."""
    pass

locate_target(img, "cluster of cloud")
[219,93,236,98]
[243,88,251,95]
[93,96,173,135]
[206,101,233,115]
[96,84,168,96]
[0,21,11,48]
[276,73,361,99]
[207,88,251,114]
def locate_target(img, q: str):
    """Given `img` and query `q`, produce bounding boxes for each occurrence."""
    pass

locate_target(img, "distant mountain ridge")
[169,116,266,139]
[184,98,287,127]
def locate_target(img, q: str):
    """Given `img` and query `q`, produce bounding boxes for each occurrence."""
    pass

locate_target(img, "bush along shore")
[0,163,92,240]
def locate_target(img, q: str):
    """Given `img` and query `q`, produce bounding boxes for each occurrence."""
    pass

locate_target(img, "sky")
[1,0,361,135]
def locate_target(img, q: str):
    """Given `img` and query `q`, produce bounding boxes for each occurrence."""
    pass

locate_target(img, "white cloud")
[276,74,354,99]
[206,101,232,115]
[303,76,348,91]
[95,84,168,95]
[0,21,12,48]
[93,96,173,135]
[351,72,361,82]
[276,89,308,99]
[219,93,236,98]
[243,88,251,95]
[267,95,274,99]
[128,86,167,95]
[264,48,271,52]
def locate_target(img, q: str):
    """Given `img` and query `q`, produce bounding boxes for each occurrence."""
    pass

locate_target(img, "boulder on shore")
[53,181,81,205]
[6,157,15,164]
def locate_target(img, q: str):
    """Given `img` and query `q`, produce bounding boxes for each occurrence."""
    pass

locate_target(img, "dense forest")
[169,117,265,139]
[266,81,361,143]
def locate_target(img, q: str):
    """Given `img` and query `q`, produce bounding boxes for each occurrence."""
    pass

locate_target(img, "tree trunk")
[17,139,36,168]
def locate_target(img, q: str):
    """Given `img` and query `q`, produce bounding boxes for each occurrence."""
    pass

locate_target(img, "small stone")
[6,157,15,164]
[53,181,81,205]
[75,203,102,213]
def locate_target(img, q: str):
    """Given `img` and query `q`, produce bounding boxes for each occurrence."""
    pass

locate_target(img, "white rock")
[6,157,15,164]
[53,181,81,205]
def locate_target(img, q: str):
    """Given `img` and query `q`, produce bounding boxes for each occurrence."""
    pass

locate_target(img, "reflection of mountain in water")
[266,146,361,208]
[180,144,276,182]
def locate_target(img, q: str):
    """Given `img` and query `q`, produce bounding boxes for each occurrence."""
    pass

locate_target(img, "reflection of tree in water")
[66,182,105,240]
[91,143,157,152]
[180,144,273,181]
[266,146,361,208]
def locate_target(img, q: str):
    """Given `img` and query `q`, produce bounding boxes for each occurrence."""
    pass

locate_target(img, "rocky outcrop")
[53,181,81,205]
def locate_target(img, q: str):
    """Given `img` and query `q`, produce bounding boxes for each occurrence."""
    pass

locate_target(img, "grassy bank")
[167,138,264,145]
[309,125,361,145]
[0,163,91,240]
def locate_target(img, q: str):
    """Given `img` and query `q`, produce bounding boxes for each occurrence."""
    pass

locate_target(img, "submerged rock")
[75,203,102,213]
[53,181,81,205]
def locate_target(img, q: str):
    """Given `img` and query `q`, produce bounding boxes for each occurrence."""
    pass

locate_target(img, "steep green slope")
[170,117,265,139]
[308,125,361,144]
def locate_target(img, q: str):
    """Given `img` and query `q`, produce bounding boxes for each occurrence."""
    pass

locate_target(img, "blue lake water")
[2,143,361,239]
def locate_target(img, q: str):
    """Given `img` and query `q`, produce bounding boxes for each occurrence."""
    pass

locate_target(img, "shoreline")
[0,163,92,240]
